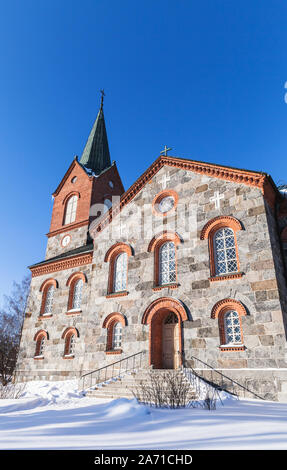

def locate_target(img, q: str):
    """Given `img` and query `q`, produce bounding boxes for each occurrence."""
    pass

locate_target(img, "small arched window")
[34,330,48,359]
[159,241,176,285]
[72,279,83,309]
[103,313,126,354]
[44,285,54,315]
[66,272,86,314]
[64,195,78,225]
[211,298,247,351]
[62,327,79,358]
[114,252,128,292]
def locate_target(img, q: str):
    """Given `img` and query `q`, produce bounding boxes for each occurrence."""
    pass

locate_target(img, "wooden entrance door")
[162,313,179,369]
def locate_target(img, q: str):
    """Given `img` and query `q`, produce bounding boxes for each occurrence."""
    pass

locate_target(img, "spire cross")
[160,145,172,156]
[100,89,105,108]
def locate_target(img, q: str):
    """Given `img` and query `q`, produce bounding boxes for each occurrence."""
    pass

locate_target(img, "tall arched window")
[64,195,78,225]
[147,232,181,289]
[72,279,83,309]
[201,216,243,281]
[39,279,57,318]
[159,241,176,285]
[211,298,247,351]
[104,243,133,296]
[214,228,238,276]
[114,252,128,292]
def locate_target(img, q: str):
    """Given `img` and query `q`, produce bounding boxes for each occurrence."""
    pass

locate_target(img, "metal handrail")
[80,350,147,391]
[185,355,264,400]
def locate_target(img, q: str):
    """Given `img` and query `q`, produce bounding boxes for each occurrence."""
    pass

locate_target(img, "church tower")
[45,94,124,261]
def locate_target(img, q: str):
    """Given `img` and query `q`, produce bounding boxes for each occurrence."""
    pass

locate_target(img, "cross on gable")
[159,172,170,189]
[210,191,224,209]
[160,145,172,156]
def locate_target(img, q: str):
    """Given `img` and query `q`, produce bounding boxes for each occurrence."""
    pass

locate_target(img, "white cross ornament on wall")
[210,191,224,209]
[159,172,171,189]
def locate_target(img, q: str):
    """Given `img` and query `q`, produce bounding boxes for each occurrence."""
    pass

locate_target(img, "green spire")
[80,91,111,174]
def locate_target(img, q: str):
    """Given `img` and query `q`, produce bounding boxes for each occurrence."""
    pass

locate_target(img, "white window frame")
[64,195,78,225]
[214,228,238,276]
[113,252,128,292]
[159,241,176,285]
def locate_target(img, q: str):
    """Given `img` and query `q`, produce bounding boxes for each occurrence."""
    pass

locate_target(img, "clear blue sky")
[1,0,287,301]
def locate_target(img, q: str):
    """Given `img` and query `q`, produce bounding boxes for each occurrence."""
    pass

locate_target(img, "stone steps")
[84,368,197,401]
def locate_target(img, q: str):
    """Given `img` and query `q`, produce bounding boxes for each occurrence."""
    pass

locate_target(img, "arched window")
[211,298,247,351]
[104,243,133,296]
[39,279,57,318]
[112,322,122,349]
[62,327,79,358]
[66,272,86,314]
[114,252,128,292]
[159,241,176,285]
[34,330,48,359]
[147,232,181,289]
[201,216,243,281]
[64,195,78,225]
[214,228,238,276]
[103,313,126,354]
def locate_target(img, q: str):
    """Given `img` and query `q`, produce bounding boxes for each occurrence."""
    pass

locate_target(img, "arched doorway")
[142,297,188,369]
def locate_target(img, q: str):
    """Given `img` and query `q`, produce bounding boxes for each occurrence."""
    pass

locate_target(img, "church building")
[15,97,287,401]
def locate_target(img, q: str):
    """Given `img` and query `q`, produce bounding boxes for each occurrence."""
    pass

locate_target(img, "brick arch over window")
[66,272,87,313]
[39,278,58,317]
[102,312,127,354]
[142,297,188,368]
[200,216,243,281]
[34,330,49,359]
[147,232,181,288]
[211,298,247,351]
[104,243,133,296]
[61,327,79,358]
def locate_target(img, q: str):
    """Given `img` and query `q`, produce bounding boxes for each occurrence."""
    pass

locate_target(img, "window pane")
[44,286,54,314]
[64,196,78,225]
[113,253,128,292]
[224,310,242,344]
[214,228,238,275]
[72,279,83,309]
[68,334,75,355]
[159,242,176,285]
[112,322,122,349]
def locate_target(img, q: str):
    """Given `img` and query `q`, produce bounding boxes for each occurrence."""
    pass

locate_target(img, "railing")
[184,355,265,400]
[182,366,223,406]
[80,350,147,392]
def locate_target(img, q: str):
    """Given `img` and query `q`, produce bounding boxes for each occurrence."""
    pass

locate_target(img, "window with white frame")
[44,285,54,315]
[72,279,83,310]
[223,310,242,345]
[159,241,176,285]
[113,252,128,292]
[112,322,122,349]
[64,195,78,225]
[67,334,76,355]
[214,228,238,276]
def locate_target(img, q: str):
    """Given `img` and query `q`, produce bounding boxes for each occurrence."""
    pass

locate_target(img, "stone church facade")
[15,99,287,401]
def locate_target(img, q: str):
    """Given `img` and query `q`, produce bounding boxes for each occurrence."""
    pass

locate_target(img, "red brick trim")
[61,326,79,340]
[200,216,242,279]
[66,271,87,287]
[33,330,49,342]
[102,313,126,352]
[148,232,181,287]
[142,297,188,325]
[209,273,244,282]
[211,298,247,349]
[30,252,93,277]
[106,291,128,298]
[152,283,179,291]
[151,189,179,216]
[104,243,132,295]
[39,279,58,316]
[90,155,274,239]
[46,219,89,238]
[200,216,243,240]
[62,191,81,206]
[39,278,58,292]
[52,159,91,197]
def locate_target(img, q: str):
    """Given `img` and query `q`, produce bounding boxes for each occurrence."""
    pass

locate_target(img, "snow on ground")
[0,380,287,449]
